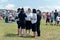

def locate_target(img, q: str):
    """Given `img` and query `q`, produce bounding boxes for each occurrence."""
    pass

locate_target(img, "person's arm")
[40,14,41,21]
[34,16,37,20]
[34,14,37,20]
[18,13,20,18]
[30,13,33,20]
[24,13,27,17]
[46,13,47,18]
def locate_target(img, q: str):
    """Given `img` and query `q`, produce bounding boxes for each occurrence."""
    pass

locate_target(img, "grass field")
[0,19,60,40]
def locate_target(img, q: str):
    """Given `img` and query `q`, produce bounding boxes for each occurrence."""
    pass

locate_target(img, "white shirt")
[56,16,60,21]
[15,13,19,17]
[31,13,37,24]
[25,13,32,21]
[15,13,19,21]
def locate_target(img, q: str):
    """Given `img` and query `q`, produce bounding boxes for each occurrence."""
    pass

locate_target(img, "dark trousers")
[46,18,50,23]
[5,17,9,23]
[57,21,60,24]
[26,21,31,30]
[37,22,40,36]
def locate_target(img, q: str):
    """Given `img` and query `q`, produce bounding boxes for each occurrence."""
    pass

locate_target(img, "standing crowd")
[46,10,60,25]
[16,8,41,38]
[0,8,60,38]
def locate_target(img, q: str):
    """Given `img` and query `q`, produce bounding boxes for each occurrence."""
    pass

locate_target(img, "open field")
[0,19,60,40]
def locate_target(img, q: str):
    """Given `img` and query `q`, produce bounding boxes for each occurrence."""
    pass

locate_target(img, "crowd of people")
[0,8,60,38]
[16,8,41,38]
[46,10,60,25]
[15,8,60,38]
[0,10,15,23]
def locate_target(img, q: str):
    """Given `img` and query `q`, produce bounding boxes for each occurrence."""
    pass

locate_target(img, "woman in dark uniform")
[31,9,37,38]
[16,8,21,35]
[37,10,41,37]
[18,8,27,36]
[54,10,58,25]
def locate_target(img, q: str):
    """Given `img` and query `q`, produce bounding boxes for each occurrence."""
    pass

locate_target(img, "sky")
[0,0,60,12]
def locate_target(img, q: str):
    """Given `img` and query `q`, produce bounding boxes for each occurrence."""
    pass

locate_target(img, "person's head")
[17,8,21,13]
[20,8,24,13]
[32,9,36,13]
[37,10,41,14]
[52,11,54,14]
[55,9,57,12]
[28,8,31,13]
[46,12,49,14]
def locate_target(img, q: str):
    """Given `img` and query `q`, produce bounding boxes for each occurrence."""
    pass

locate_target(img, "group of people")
[46,10,60,25]
[3,11,15,23]
[15,8,41,38]
[0,8,60,38]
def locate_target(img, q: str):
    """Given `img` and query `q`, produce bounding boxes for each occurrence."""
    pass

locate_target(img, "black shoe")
[37,35,40,37]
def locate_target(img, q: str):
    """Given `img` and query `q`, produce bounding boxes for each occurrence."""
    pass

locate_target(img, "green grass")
[0,19,60,40]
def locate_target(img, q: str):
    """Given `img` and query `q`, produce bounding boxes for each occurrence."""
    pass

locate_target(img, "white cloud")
[0,0,8,3]
[5,4,15,10]
[0,4,16,10]
[38,5,60,12]
[0,5,4,9]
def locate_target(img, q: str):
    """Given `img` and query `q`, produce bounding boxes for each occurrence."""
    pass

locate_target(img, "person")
[15,8,20,21]
[16,8,21,35]
[25,8,32,34]
[46,12,50,25]
[5,10,9,23]
[9,13,14,23]
[18,8,27,36]
[36,10,41,37]
[54,10,58,25]
[3,11,6,20]
[31,9,37,38]
[56,13,60,25]
[50,11,54,25]
[42,12,45,19]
